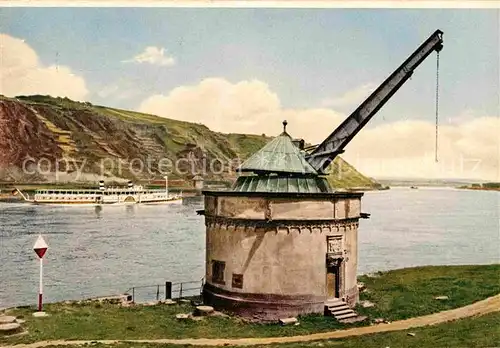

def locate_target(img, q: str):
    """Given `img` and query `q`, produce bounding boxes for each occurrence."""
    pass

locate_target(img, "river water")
[0,188,498,309]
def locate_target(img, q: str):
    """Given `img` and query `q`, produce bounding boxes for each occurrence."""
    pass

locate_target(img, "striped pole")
[39,258,43,311]
[33,235,48,312]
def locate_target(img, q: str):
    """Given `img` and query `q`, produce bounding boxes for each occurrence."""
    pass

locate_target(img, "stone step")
[339,315,368,324]
[331,309,354,316]
[335,312,358,320]
[0,316,16,324]
[325,298,342,304]
[0,323,21,334]
[194,305,214,316]
[327,304,350,312]
[326,301,348,308]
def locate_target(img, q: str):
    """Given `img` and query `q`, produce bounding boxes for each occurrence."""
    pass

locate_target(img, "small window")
[232,273,243,289]
[211,260,225,284]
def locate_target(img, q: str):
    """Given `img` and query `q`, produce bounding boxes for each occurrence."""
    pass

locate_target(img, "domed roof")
[238,120,318,175]
[232,175,332,193]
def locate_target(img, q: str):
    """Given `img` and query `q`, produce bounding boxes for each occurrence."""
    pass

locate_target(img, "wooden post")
[165,282,172,300]
[156,285,160,301]
[179,283,183,299]
[132,287,135,303]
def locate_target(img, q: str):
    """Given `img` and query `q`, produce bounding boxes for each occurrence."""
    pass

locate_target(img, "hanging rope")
[435,51,440,162]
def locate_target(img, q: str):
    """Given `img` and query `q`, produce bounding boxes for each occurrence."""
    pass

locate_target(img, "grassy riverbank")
[1,264,499,346]
[357,264,500,320]
[34,312,500,348]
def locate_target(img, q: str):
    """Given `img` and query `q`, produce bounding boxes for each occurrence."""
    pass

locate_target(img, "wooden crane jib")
[306,30,444,174]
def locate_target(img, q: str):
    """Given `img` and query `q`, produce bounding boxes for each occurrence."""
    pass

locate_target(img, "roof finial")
[282,120,288,133]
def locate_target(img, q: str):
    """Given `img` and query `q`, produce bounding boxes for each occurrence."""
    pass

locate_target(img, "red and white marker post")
[33,235,48,312]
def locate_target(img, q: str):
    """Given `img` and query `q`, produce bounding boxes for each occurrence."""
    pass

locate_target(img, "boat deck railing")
[34,189,171,195]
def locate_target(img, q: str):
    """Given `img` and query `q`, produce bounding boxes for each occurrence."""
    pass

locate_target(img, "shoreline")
[1,264,499,347]
[2,263,498,313]
[457,186,500,192]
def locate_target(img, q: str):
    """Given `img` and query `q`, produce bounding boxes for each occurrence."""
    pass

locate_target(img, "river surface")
[0,188,498,309]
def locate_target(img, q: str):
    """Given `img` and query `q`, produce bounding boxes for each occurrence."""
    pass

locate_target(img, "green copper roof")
[232,175,332,193]
[239,121,318,175]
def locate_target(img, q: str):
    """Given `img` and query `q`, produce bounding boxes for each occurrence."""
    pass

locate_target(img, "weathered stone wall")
[208,195,362,221]
[342,224,359,305]
[203,192,362,320]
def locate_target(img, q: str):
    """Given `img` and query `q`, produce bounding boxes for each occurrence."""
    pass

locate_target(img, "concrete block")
[434,296,449,300]
[360,300,375,308]
[194,305,215,316]
[143,301,158,307]
[0,316,16,324]
[32,312,49,318]
[175,313,190,320]
[279,317,298,326]
[0,323,21,333]
[210,311,230,318]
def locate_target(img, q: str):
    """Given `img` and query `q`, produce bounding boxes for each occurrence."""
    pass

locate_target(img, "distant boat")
[15,178,182,205]
[410,186,418,189]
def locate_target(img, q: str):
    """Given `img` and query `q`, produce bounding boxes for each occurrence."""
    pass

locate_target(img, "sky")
[0,7,498,180]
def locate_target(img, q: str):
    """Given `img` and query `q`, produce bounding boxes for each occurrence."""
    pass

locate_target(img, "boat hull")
[142,198,183,205]
[21,185,184,206]
[31,198,183,206]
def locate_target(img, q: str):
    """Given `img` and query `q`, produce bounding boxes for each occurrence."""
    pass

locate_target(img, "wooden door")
[326,265,339,299]
[326,270,336,298]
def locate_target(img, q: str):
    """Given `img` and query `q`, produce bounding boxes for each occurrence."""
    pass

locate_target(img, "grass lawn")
[48,312,500,348]
[0,301,362,345]
[357,264,500,320]
[1,264,499,345]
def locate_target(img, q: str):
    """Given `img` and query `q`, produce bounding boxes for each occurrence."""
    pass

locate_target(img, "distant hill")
[0,95,380,189]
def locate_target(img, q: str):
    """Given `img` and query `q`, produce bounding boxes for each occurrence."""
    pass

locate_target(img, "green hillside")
[0,95,380,189]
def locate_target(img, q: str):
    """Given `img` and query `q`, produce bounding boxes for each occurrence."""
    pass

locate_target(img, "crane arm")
[306,29,443,174]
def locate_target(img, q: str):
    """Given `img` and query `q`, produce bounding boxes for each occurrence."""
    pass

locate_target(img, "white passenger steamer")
[18,179,182,205]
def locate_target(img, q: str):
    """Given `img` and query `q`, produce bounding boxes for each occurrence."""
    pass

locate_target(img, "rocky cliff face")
[0,99,62,171]
[0,95,379,188]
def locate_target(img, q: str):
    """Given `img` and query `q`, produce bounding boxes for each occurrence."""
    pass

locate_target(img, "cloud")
[138,77,344,140]
[123,46,175,67]
[138,77,498,181]
[97,84,120,98]
[342,117,500,181]
[96,83,140,101]
[322,83,376,110]
[0,33,88,100]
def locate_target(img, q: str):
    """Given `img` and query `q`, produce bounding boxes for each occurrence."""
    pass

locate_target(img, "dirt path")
[3,294,500,348]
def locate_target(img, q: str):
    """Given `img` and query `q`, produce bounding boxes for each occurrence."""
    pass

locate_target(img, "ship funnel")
[128,180,133,188]
[99,180,105,191]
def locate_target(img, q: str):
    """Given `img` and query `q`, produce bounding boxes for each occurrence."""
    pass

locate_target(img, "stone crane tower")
[201,30,444,320]
[201,121,363,320]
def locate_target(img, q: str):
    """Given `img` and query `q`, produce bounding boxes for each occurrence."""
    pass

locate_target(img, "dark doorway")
[326,264,340,299]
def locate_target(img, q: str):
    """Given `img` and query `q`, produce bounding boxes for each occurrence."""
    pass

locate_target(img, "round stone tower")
[202,121,363,320]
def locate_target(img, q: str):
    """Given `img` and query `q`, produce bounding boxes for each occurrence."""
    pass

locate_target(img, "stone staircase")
[324,298,363,323]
